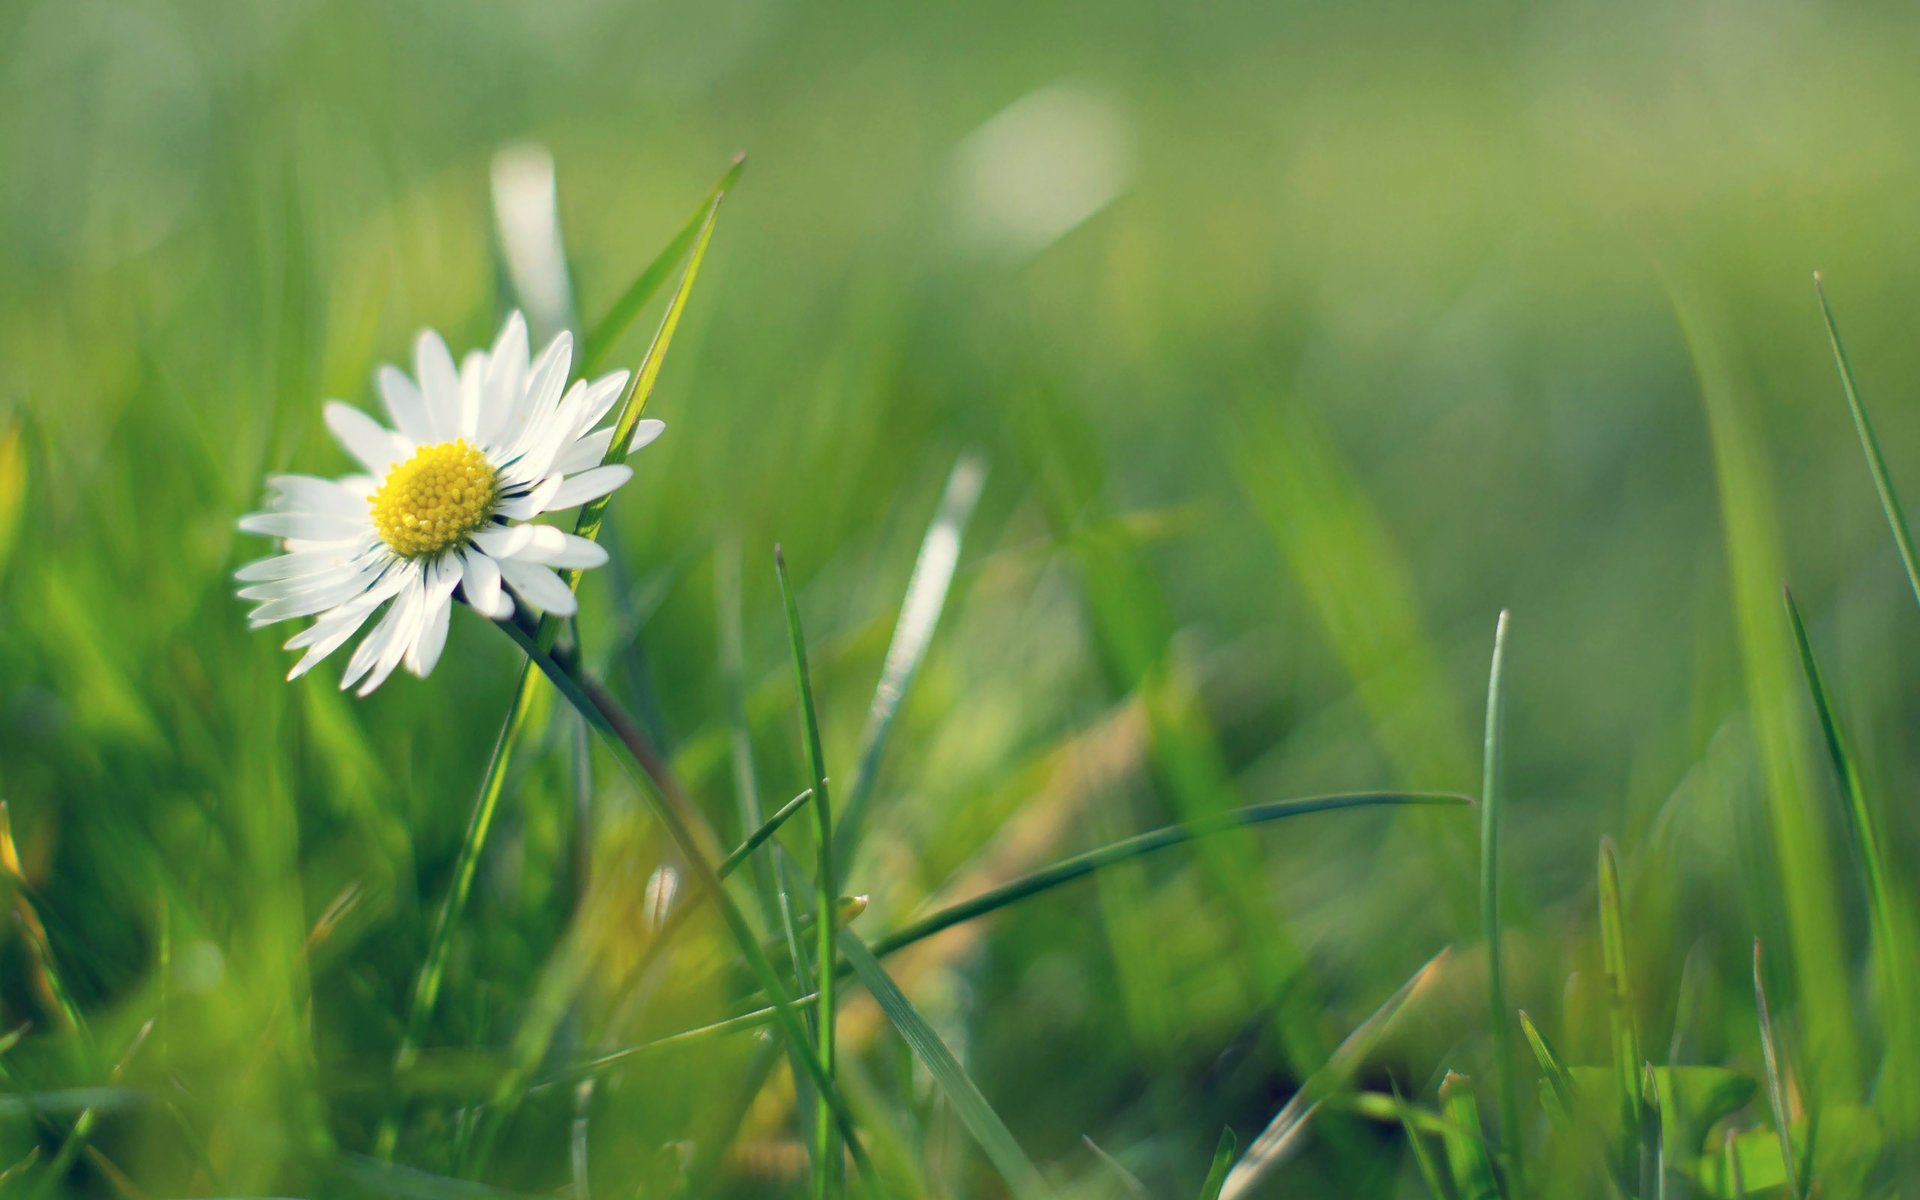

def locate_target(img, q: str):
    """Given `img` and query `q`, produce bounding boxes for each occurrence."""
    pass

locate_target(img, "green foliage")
[8,3,1920,1195]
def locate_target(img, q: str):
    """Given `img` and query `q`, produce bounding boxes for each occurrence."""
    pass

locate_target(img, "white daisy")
[236,312,665,696]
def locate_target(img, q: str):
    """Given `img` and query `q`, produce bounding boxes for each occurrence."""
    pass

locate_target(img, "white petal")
[495,475,564,520]
[458,546,507,619]
[239,511,367,541]
[414,329,462,443]
[267,474,365,517]
[404,558,463,677]
[573,371,631,439]
[470,523,534,559]
[235,549,359,582]
[325,402,409,475]
[553,428,615,475]
[541,465,632,512]
[338,576,415,691]
[514,380,589,481]
[478,312,529,447]
[458,351,487,439]
[287,600,384,679]
[505,528,608,570]
[626,418,665,454]
[508,331,574,454]
[378,365,435,445]
[498,557,577,617]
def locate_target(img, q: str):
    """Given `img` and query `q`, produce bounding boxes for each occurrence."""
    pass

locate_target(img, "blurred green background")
[6,0,1920,1193]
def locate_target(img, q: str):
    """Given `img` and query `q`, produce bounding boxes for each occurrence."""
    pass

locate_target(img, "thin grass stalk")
[775,546,840,1197]
[1812,274,1920,610]
[1480,610,1522,1190]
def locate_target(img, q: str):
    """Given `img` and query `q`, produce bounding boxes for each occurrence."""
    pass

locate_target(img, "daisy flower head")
[236,312,665,695]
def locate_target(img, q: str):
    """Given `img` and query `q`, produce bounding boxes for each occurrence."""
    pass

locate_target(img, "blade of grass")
[379,166,737,1159]
[1677,281,1858,1096]
[834,454,986,861]
[776,546,840,1198]
[1196,1128,1237,1200]
[1480,611,1521,1189]
[496,619,876,1189]
[1811,274,1920,609]
[1753,939,1802,1200]
[1783,586,1919,1134]
[1597,837,1641,1131]
[579,155,745,375]
[1436,1073,1499,1200]
[1220,948,1451,1200]
[840,930,1052,1200]
[1517,1011,1575,1129]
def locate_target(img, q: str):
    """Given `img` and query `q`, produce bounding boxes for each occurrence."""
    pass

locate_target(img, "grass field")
[6,0,1920,1195]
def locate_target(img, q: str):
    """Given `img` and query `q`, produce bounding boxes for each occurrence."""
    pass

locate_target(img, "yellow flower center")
[368,439,499,558]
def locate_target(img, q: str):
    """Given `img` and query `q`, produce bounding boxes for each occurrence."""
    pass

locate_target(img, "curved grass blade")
[1812,274,1920,610]
[579,154,745,374]
[840,931,1050,1199]
[1219,948,1451,1200]
[1196,1128,1237,1200]
[1480,611,1521,1187]
[835,454,986,860]
[875,792,1472,957]
[1753,939,1803,1200]
[776,546,840,1198]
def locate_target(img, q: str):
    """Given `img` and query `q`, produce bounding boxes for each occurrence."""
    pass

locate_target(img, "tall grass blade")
[1196,1128,1237,1200]
[839,931,1049,1198]
[835,453,986,860]
[1480,610,1521,1184]
[1811,274,1920,610]
[1596,837,1640,1130]
[1753,939,1802,1200]
[1220,947,1450,1200]
[580,154,745,374]
[1676,284,1858,1095]
[775,546,841,1198]
[1783,587,1920,1133]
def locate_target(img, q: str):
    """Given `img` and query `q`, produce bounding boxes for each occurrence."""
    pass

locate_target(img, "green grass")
[10,0,1920,1194]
